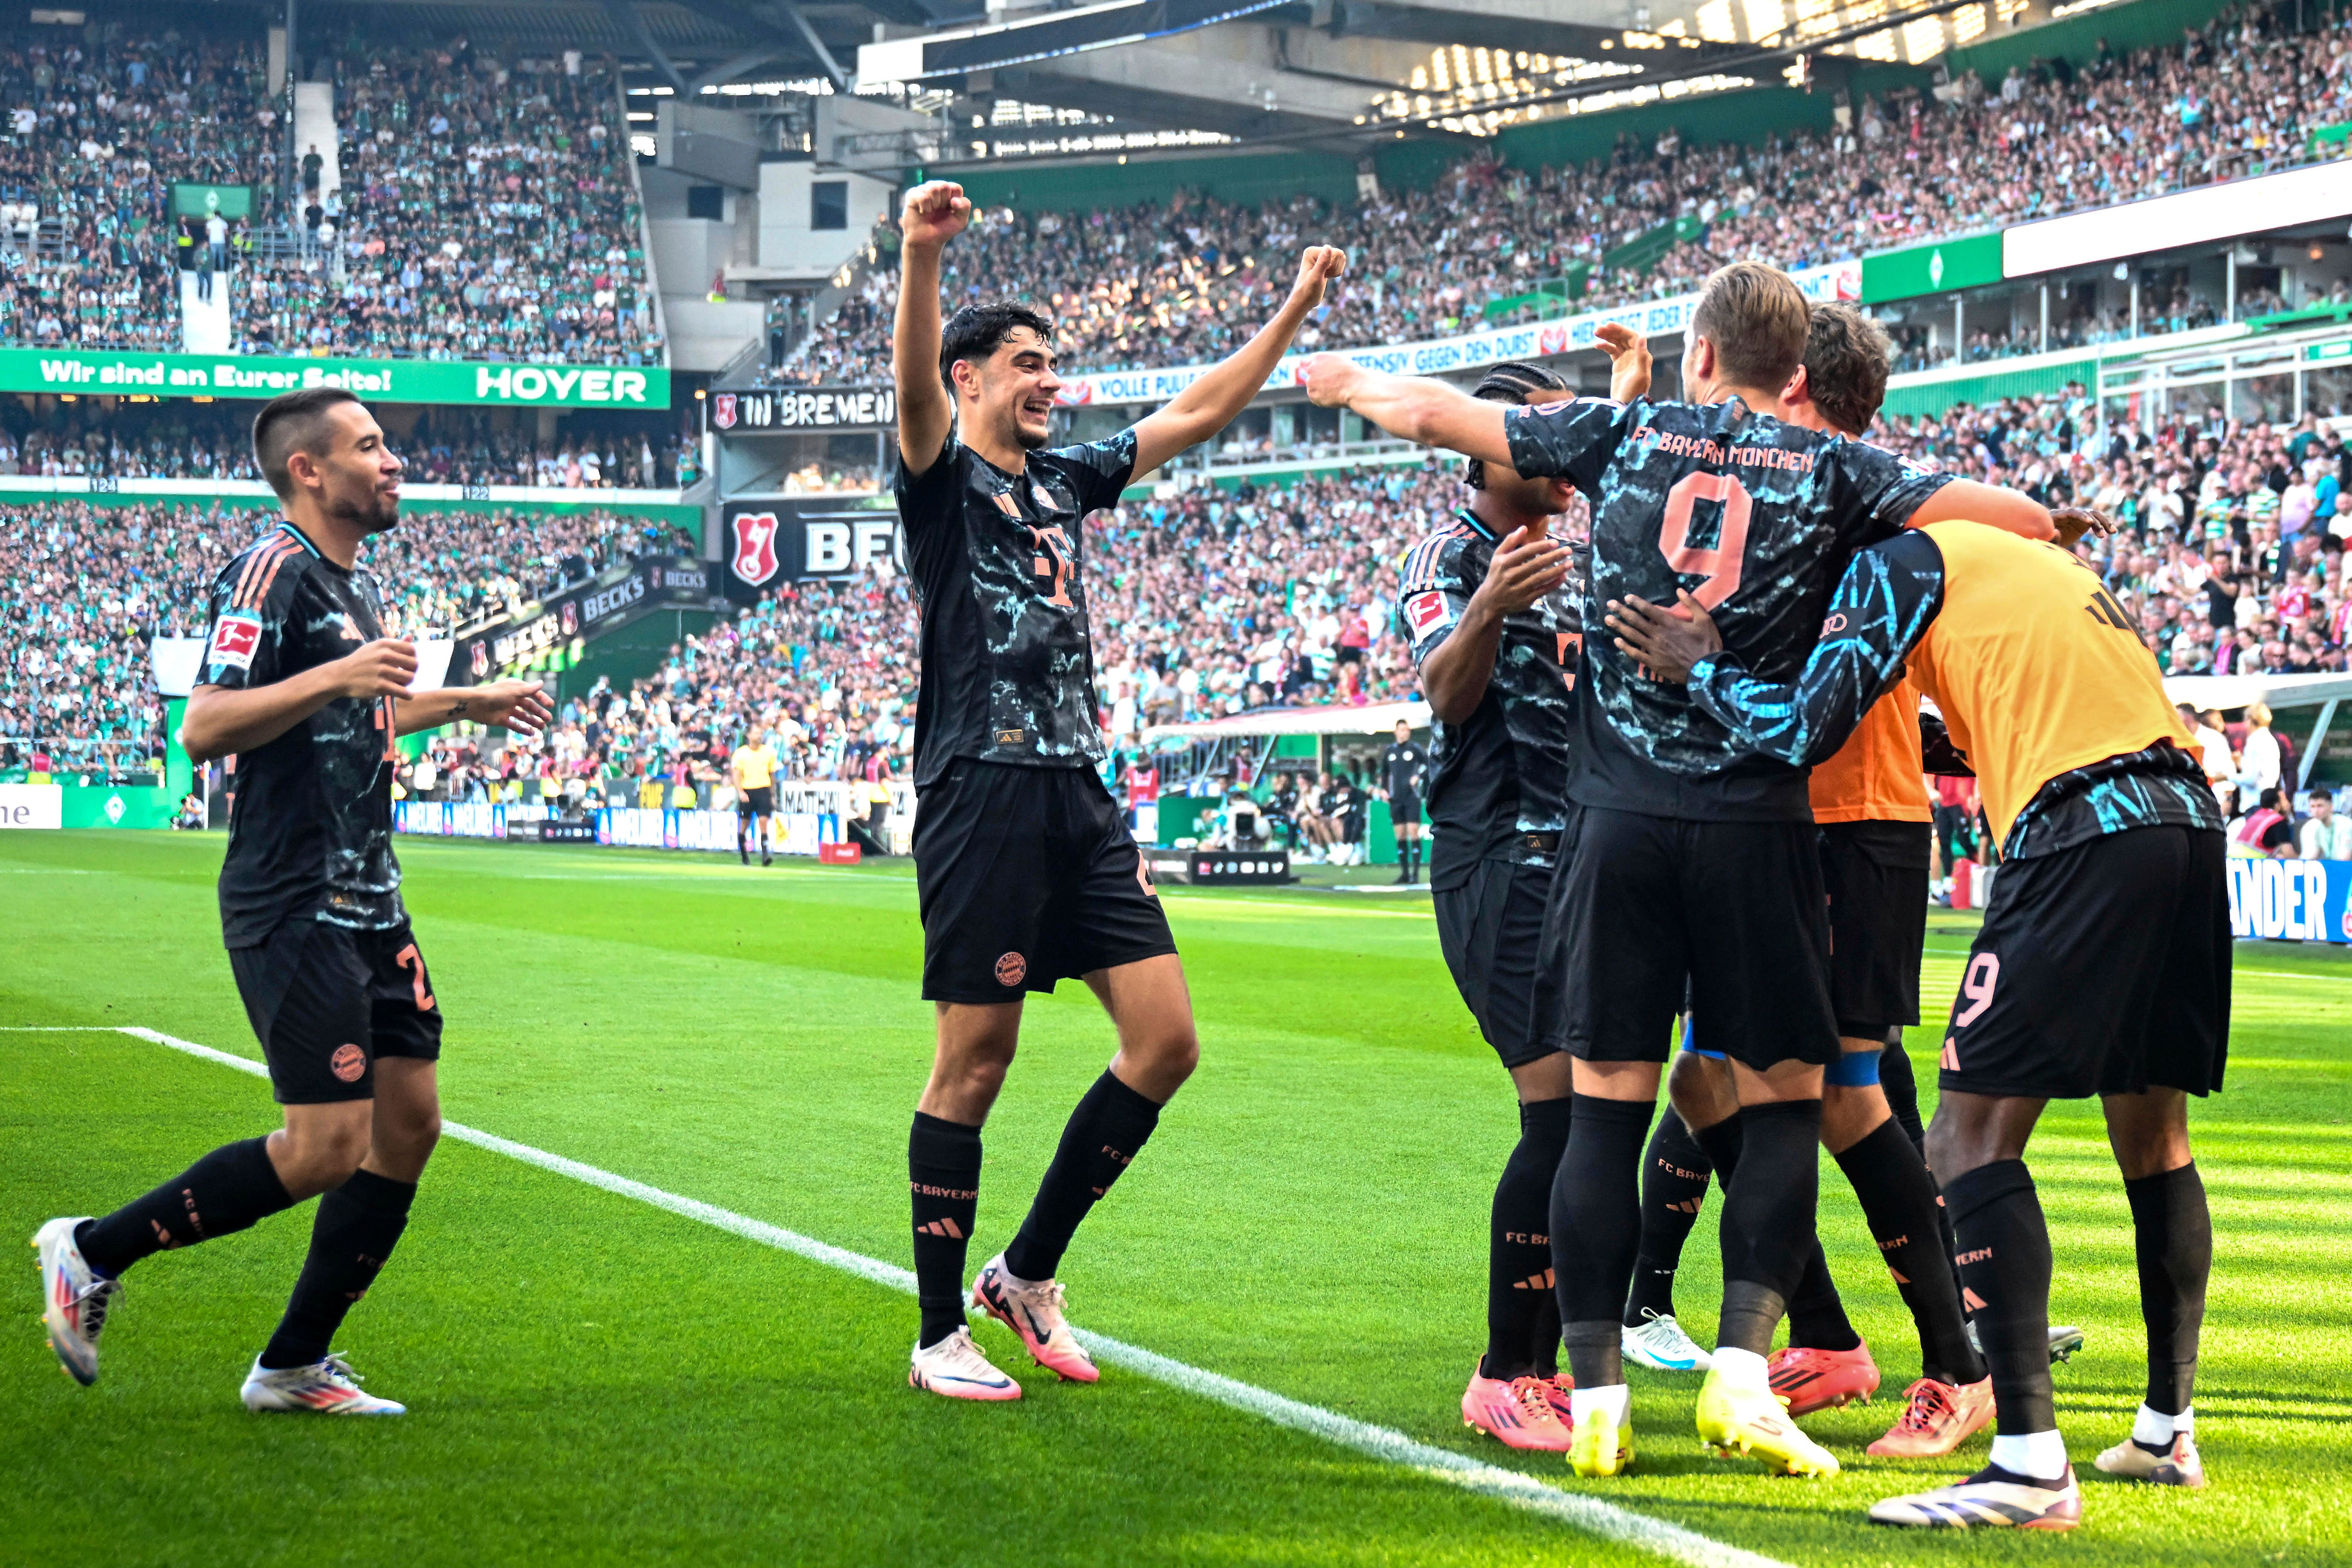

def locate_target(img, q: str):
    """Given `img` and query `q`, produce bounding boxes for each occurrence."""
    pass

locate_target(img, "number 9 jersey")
[1503,395,1950,820]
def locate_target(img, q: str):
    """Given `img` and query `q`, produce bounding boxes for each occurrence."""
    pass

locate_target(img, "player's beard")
[330,484,402,535]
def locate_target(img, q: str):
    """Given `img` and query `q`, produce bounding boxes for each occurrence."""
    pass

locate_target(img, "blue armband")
[1824,1049,1884,1088]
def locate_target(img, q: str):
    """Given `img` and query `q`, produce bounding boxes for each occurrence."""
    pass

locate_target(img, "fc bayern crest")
[713,393,738,430]
[731,510,781,587]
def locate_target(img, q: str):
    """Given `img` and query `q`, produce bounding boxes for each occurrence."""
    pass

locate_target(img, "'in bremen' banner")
[2,347,668,407]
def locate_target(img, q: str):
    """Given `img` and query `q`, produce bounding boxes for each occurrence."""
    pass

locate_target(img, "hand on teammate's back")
[2049,505,2117,548]
[900,180,972,250]
[334,638,418,699]
[1474,527,1571,617]
[1605,591,1720,683]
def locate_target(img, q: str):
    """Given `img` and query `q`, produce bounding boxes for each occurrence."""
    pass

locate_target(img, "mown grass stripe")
[99,1021,1787,1568]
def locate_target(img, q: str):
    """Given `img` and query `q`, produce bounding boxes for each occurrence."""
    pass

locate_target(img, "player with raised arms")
[1607,488,2227,1531]
[889,178,1347,1400]
[34,387,552,1413]
[1393,334,1649,1450]
[1302,261,2056,1479]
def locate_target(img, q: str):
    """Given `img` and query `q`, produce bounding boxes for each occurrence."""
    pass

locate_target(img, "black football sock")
[1833,1117,1986,1383]
[1877,1034,1927,1150]
[1002,1070,1162,1285]
[1530,1279,1563,1379]
[76,1137,295,1277]
[1482,1095,1571,1380]
[2124,1162,2210,1416]
[1409,839,1423,883]
[1782,1238,1862,1352]
[1946,1159,2057,1434]
[909,1112,983,1349]
[1688,1111,1743,1185]
[258,1169,416,1370]
[1715,1100,1822,1356]
[1552,1094,1652,1387]
[1624,1111,1712,1327]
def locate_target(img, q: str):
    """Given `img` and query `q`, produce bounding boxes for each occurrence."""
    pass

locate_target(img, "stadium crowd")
[0,401,696,487]
[0,21,660,364]
[780,4,2352,384]
[0,499,691,775]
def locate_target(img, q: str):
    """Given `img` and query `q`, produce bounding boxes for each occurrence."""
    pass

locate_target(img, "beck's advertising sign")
[720,498,904,591]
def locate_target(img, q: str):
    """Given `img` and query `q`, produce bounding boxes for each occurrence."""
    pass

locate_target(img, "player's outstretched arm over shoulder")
[181,638,417,765]
[1605,538,1941,767]
[892,181,971,477]
[1906,477,2056,541]
[1297,357,1514,467]
[396,679,553,737]
[1130,247,1348,476]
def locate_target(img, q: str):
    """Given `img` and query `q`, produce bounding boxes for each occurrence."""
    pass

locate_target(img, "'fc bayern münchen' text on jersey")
[1504,396,1951,820]
[1395,509,1580,874]
[1684,525,2222,859]
[199,521,405,948]
[896,431,1137,788]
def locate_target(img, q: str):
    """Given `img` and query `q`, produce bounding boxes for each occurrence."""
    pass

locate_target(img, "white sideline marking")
[44,1023,1788,1568]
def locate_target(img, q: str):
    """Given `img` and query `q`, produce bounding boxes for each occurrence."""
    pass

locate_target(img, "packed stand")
[780,6,2352,384]
[0,499,692,774]
[235,44,661,364]
[455,456,1587,811]
[0,400,695,488]
[0,24,281,350]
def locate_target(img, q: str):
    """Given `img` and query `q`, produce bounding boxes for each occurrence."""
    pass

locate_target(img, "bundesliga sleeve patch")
[207,611,264,670]
[1404,590,1455,644]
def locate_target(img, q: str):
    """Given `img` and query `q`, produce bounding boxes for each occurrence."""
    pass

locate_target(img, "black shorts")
[1819,818,1931,1038]
[1547,805,1837,1070]
[1391,792,1423,826]
[738,785,774,817]
[227,919,444,1105]
[1433,859,1565,1068]
[1939,825,2230,1101]
[914,760,1177,1003]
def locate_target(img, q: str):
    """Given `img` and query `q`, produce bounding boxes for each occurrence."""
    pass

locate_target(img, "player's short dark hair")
[1465,360,1569,488]
[252,386,362,501]
[1690,261,1812,397]
[940,302,1054,398]
[1802,303,1893,436]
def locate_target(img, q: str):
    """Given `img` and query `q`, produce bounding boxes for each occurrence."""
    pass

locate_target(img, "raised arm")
[1604,533,1945,768]
[1129,247,1348,476]
[1297,357,1514,467]
[891,181,971,477]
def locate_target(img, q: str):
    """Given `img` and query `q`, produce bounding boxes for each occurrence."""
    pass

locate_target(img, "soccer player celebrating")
[1380,717,1430,885]
[731,725,779,866]
[34,387,551,1412]
[1608,507,2227,1531]
[889,178,1346,1400]
[1302,262,2055,1479]
[1657,305,1998,1454]
[1394,357,1594,1450]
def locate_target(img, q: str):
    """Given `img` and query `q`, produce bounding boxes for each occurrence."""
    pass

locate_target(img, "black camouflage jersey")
[896,430,1137,788]
[1504,396,1950,820]
[2000,742,2223,860]
[199,521,404,947]
[1681,530,2223,860]
[1395,508,1580,877]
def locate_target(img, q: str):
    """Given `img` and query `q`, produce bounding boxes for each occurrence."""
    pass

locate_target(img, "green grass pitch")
[3,828,2348,1567]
